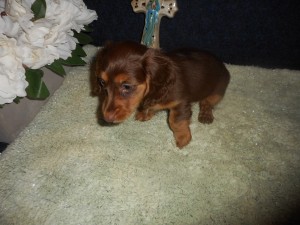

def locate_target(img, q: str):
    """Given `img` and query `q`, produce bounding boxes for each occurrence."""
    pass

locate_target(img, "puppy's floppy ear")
[89,54,100,96]
[90,46,108,96]
[142,48,177,101]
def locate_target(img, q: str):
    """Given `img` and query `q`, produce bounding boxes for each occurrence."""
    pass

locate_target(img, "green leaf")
[83,25,93,32]
[73,44,87,57]
[13,97,22,104]
[25,69,50,100]
[46,60,66,77]
[31,0,46,20]
[73,31,93,45]
[59,54,86,66]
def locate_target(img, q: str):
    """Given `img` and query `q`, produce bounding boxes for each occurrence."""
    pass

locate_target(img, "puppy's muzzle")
[103,111,117,123]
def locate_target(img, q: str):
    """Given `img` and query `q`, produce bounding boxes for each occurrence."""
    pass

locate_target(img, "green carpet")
[0,45,300,225]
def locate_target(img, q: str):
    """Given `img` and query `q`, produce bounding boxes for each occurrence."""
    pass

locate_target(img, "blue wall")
[85,0,300,69]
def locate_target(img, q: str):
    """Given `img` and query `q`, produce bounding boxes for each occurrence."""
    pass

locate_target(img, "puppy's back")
[168,48,230,102]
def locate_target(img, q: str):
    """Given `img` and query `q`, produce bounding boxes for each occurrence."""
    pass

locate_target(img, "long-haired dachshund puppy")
[92,41,230,148]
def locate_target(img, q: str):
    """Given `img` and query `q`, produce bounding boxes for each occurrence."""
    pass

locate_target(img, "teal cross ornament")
[131,0,178,48]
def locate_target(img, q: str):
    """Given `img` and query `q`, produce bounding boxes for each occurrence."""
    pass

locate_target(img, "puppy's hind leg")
[199,72,230,124]
[198,94,223,124]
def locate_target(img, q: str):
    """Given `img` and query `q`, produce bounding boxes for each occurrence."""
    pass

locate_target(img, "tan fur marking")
[101,72,109,82]
[205,94,223,106]
[114,73,131,84]
[150,101,181,111]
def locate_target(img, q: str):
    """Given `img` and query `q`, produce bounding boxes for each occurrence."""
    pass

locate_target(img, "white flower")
[0,14,20,37]
[12,0,98,68]
[18,15,49,47]
[5,0,32,21]
[0,34,28,104]
[45,0,98,33]
[16,16,76,68]
[21,45,59,69]
[0,0,97,103]
[0,0,4,9]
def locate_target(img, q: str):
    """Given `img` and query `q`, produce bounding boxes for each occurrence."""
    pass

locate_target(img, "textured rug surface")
[0,46,300,225]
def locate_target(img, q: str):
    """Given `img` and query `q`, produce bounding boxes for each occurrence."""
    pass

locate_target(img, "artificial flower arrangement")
[0,0,97,105]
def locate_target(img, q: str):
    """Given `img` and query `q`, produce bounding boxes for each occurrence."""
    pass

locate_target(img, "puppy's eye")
[120,83,135,96]
[122,83,133,91]
[97,77,106,87]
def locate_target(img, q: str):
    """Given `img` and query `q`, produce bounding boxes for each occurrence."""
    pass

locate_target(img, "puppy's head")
[93,41,150,123]
[93,41,176,124]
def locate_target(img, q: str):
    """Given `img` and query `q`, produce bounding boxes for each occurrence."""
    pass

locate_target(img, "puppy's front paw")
[175,132,192,149]
[135,110,155,121]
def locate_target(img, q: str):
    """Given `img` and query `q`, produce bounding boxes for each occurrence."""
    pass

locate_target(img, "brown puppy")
[92,41,230,148]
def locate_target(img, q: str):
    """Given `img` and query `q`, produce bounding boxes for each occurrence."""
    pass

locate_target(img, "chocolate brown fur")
[92,41,230,148]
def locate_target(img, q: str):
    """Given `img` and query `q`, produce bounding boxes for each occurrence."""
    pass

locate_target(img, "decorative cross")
[131,0,178,49]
